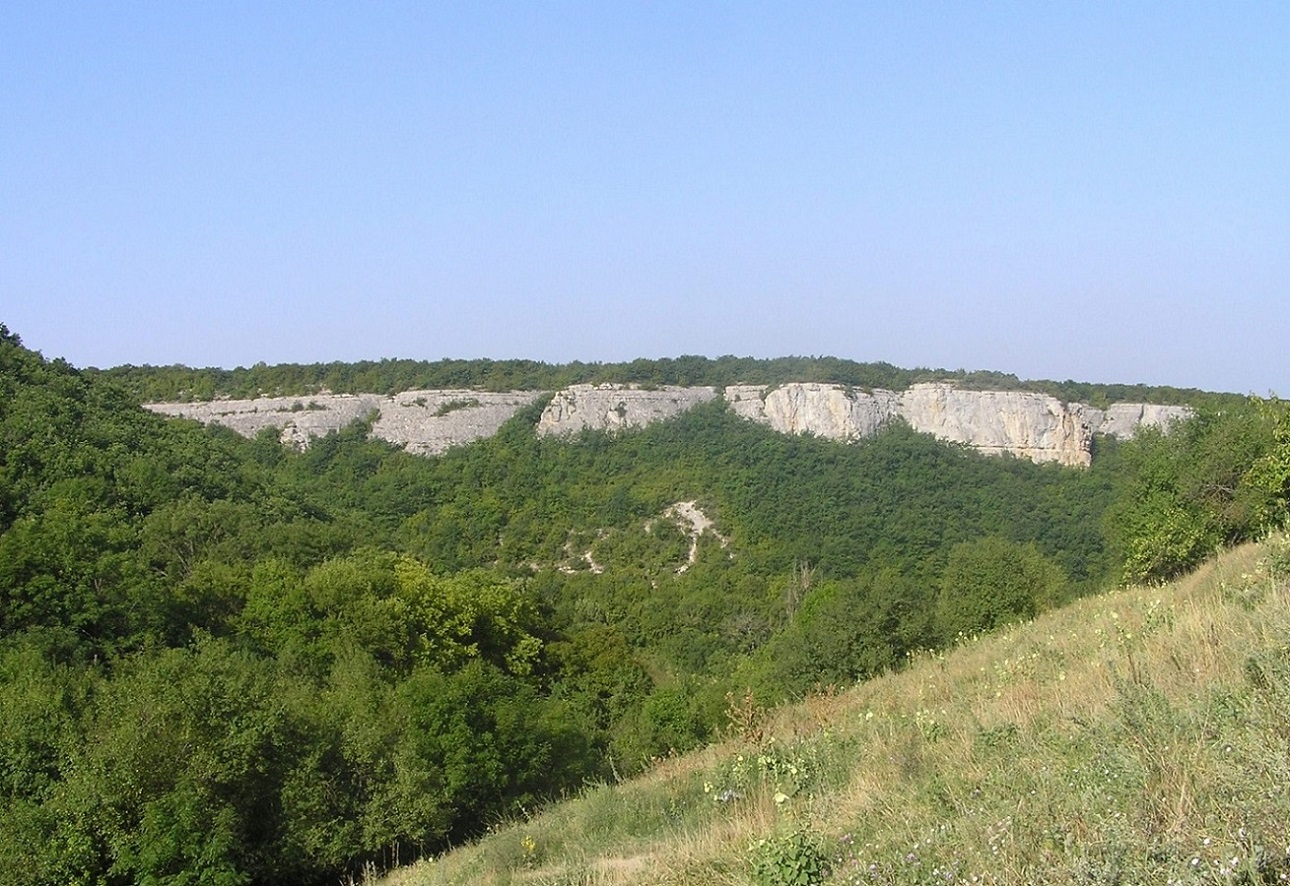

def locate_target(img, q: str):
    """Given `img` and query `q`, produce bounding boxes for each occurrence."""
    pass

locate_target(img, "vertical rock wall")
[535,384,718,435]
[146,381,1191,466]
[146,390,543,455]
[723,382,1189,467]
[725,384,898,441]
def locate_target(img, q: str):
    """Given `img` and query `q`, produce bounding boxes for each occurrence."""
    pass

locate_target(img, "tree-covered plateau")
[93,352,1241,410]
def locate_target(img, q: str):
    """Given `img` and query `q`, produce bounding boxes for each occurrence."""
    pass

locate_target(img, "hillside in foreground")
[383,535,1290,886]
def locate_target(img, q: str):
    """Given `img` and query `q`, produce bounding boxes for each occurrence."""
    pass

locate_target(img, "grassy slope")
[381,536,1290,886]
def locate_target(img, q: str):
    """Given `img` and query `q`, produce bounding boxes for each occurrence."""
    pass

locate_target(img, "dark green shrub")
[750,829,828,886]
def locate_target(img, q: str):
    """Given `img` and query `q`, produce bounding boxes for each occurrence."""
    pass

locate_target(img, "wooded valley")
[1,323,1286,885]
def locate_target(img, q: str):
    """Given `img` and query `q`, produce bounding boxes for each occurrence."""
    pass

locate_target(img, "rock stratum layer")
[145,390,544,456]
[146,382,1191,467]
[728,383,1191,466]
[536,384,718,435]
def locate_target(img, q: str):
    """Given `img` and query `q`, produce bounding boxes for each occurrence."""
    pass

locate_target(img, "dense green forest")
[92,353,1242,411]
[2,323,1287,885]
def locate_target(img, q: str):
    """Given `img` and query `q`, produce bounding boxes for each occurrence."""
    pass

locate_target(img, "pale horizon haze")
[3,2,1287,395]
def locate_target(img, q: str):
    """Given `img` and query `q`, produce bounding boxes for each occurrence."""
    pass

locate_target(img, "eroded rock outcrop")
[146,381,1191,466]
[724,382,1190,468]
[899,384,1092,466]
[146,390,542,455]
[146,393,383,448]
[376,390,544,455]
[535,384,717,436]
[725,383,897,441]
[1075,402,1192,439]
[663,501,731,574]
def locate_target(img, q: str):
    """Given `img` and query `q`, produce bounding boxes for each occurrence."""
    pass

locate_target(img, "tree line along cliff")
[97,353,1237,409]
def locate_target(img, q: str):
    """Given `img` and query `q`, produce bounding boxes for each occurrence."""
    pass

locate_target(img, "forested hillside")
[389,535,1290,886]
[93,353,1241,411]
[1,323,1287,885]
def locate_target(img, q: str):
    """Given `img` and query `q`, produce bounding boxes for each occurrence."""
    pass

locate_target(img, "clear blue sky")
[3,2,1287,394]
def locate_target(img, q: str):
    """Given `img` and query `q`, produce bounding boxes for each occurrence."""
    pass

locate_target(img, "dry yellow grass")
[381,535,1290,886]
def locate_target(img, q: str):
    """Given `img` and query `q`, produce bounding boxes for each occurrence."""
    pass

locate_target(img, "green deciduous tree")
[1106,405,1281,583]
[1243,396,1290,528]
[936,537,1066,640]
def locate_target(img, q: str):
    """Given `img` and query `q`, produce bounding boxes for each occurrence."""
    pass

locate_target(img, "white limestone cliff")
[146,393,383,449]
[146,390,542,455]
[535,384,718,435]
[145,381,1191,467]
[898,384,1093,467]
[723,382,1191,468]
[725,383,897,441]
[375,390,544,455]
[1074,402,1191,439]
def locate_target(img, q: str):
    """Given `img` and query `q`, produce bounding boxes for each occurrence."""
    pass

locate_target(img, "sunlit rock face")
[145,390,543,455]
[723,382,1190,468]
[145,393,384,448]
[897,383,1092,467]
[146,381,1190,466]
[1074,402,1192,439]
[535,384,718,435]
[725,383,897,442]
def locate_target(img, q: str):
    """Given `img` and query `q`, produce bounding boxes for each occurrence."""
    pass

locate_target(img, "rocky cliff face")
[900,384,1093,466]
[725,383,897,441]
[725,382,1190,467]
[147,389,543,455]
[145,382,1190,467]
[535,384,718,436]
[1076,402,1194,439]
